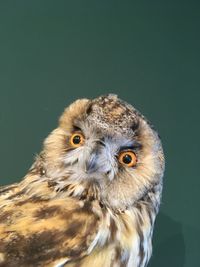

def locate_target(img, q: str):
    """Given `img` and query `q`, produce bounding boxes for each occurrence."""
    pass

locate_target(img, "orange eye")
[70,133,85,147]
[118,151,137,167]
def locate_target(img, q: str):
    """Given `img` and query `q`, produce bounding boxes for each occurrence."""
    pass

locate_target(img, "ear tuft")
[59,99,90,130]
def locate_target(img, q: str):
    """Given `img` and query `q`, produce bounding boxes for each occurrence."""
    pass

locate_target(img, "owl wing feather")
[0,182,101,267]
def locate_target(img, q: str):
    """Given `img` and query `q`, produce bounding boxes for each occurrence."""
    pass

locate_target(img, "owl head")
[42,94,165,210]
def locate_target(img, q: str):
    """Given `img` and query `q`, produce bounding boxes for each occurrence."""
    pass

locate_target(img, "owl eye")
[70,133,85,147]
[118,151,137,167]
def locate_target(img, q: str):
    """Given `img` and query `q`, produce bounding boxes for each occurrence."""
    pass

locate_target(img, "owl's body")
[0,95,164,267]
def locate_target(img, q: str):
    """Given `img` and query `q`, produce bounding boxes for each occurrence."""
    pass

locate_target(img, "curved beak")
[85,152,98,174]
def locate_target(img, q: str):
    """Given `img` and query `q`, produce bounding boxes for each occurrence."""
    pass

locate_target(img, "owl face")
[61,122,139,183]
[43,94,164,209]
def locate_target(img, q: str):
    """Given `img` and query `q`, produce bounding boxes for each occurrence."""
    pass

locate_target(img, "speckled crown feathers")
[86,94,139,135]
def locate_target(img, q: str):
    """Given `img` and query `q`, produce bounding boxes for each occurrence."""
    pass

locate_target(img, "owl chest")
[66,238,150,267]
[112,213,152,267]
[72,211,152,267]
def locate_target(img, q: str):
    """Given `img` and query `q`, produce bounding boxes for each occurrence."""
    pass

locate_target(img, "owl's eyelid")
[119,141,142,152]
[118,146,136,153]
[70,126,86,139]
[72,125,82,132]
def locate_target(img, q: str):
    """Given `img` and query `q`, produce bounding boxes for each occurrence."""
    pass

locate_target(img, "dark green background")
[0,1,199,266]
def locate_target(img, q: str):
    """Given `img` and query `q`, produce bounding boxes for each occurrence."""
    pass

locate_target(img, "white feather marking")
[127,234,140,267]
[87,213,111,254]
[54,258,69,267]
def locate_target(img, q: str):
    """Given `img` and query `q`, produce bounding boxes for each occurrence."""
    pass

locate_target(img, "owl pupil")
[73,135,81,144]
[123,154,132,164]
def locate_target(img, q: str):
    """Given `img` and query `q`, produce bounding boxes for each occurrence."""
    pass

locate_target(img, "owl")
[0,94,164,267]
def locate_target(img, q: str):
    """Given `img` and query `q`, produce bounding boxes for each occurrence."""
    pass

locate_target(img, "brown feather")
[0,181,101,267]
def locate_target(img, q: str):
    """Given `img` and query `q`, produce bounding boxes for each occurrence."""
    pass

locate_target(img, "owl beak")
[85,153,97,174]
[84,149,112,177]
[82,141,113,177]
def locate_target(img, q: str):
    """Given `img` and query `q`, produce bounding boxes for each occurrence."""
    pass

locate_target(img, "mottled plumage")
[0,94,165,267]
